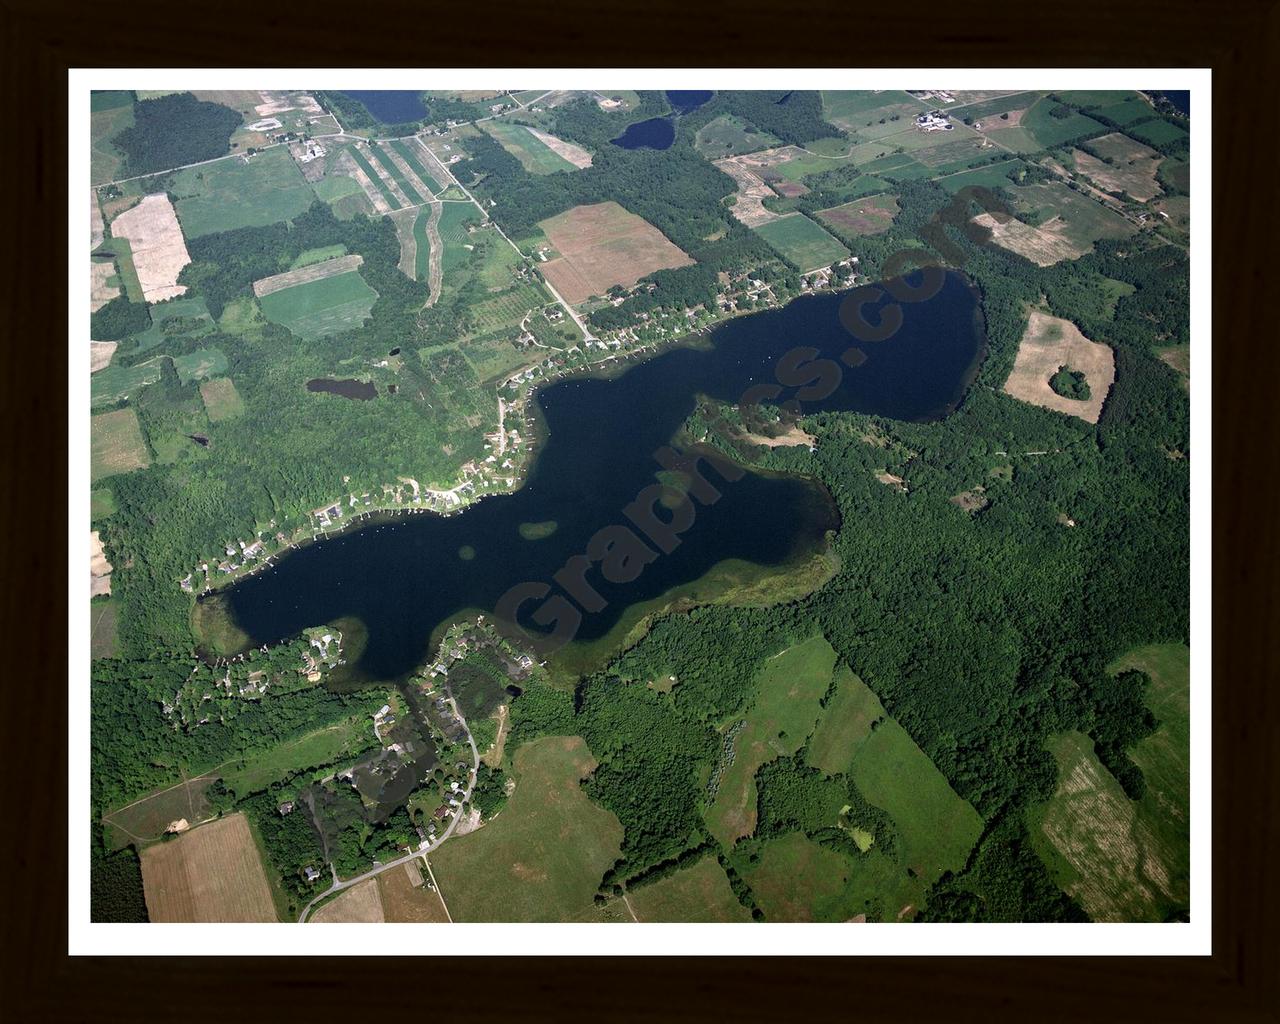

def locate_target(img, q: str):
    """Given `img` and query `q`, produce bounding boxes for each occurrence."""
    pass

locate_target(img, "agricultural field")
[982,97,1107,152]
[90,258,120,312]
[1152,194,1191,246]
[343,144,404,212]
[704,637,837,846]
[412,205,434,282]
[694,114,780,158]
[428,736,623,921]
[291,244,347,269]
[108,194,190,303]
[90,90,135,184]
[438,201,486,275]
[461,280,551,341]
[821,90,925,137]
[1073,132,1164,201]
[311,879,386,923]
[538,201,694,305]
[1128,119,1188,148]
[752,213,849,272]
[972,180,1135,265]
[1003,309,1115,423]
[199,377,245,421]
[257,263,379,342]
[1085,95,1157,127]
[140,813,277,922]
[805,665,880,775]
[90,408,151,481]
[311,172,371,218]
[483,120,584,174]
[947,91,1044,123]
[625,855,751,922]
[378,859,451,922]
[92,357,164,406]
[389,138,447,193]
[170,147,315,237]
[935,158,1027,193]
[816,193,899,238]
[367,143,427,205]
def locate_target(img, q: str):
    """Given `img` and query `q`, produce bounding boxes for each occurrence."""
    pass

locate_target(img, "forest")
[111,92,242,178]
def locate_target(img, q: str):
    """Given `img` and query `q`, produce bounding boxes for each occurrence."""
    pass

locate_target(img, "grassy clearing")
[984,97,1107,152]
[91,93,134,185]
[90,598,119,659]
[626,855,751,922]
[848,719,984,885]
[91,359,164,407]
[752,213,849,272]
[290,244,347,269]
[948,91,1044,122]
[220,716,375,799]
[171,148,315,237]
[703,636,837,847]
[429,735,623,921]
[90,487,117,520]
[102,236,145,303]
[483,120,577,174]
[172,347,228,385]
[125,296,215,354]
[1087,96,1156,126]
[816,193,898,237]
[258,269,378,341]
[91,408,151,481]
[412,206,433,282]
[1128,119,1188,147]
[805,665,881,775]
[935,158,1027,192]
[821,90,924,135]
[694,114,780,158]
[199,377,245,421]
[977,180,1135,265]
[439,202,485,275]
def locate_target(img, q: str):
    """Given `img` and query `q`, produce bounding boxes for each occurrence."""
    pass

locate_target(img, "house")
[277,800,295,815]
[433,804,450,820]
[303,866,322,883]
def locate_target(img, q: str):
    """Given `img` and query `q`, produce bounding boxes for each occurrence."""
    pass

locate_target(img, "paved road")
[297,692,479,923]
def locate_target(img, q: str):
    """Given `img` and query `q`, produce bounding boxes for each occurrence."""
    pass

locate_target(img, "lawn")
[220,716,375,799]
[752,213,849,272]
[704,636,837,846]
[483,120,577,174]
[694,114,780,158]
[625,855,751,922]
[170,148,315,237]
[428,735,623,921]
[258,269,379,341]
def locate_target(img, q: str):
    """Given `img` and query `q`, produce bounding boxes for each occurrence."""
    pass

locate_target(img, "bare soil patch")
[1004,309,1114,423]
[109,194,191,303]
[875,470,907,492]
[90,189,105,249]
[737,422,817,448]
[972,211,1082,266]
[141,813,276,922]
[90,259,120,312]
[527,127,593,168]
[1073,135,1162,202]
[378,861,451,922]
[90,341,117,373]
[975,107,1026,132]
[90,530,113,597]
[335,150,391,215]
[817,194,899,237]
[312,879,386,923]
[253,254,364,297]
[714,147,804,227]
[950,486,989,513]
[538,201,693,305]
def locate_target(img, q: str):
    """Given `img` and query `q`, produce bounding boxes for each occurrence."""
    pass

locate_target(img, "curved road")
[297,691,479,923]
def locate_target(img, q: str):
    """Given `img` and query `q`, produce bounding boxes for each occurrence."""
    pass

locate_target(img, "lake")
[214,271,985,682]
[611,116,676,151]
[341,90,428,123]
[666,90,713,114]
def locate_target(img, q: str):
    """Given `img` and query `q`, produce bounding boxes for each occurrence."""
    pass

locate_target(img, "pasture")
[220,715,373,799]
[947,91,1043,123]
[1003,309,1115,423]
[428,735,623,921]
[984,97,1107,152]
[484,121,581,174]
[1128,119,1188,148]
[91,91,134,184]
[412,206,433,282]
[258,268,379,342]
[291,244,347,269]
[1074,132,1164,201]
[695,114,780,158]
[538,201,693,305]
[200,377,245,421]
[752,213,849,272]
[439,202,485,274]
[974,180,1134,265]
[1087,96,1156,127]
[140,813,277,922]
[311,879,386,923]
[816,194,898,237]
[704,636,837,847]
[935,158,1026,193]
[625,855,751,922]
[805,665,881,775]
[170,148,315,237]
[103,774,217,849]
[90,408,151,481]
[90,359,163,407]
[821,91,924,136]
[172,347,228,385]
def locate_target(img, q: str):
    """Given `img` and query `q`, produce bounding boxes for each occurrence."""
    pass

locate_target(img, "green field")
[985,97,1107,153]
[389,139,446,193]
[125,296,216,354]
[704,637,837,846]
[428,736,623,921]
[1128,119,1189,148]
[90,598,119,660]
[1088,97,1156,126]
[412,206,433,282]
[805,665,880,774]
[312,173,367,206]
[220,716,375,799]
[815,193,899,238]
[101,236,145,303]
[290,244,347,269]
[626,855,751,922]
[171,148,315,237]
[258,270,379,341]
[821,91,923,136]
[461,280,549,339]
[935,158,1027,192]
[91,92,134,184]
[91,407,151,482]
[948,91,1043,122]
[368,143,425,205]
[199,377,245,421]
[172,347,228,385]
[90,487,117,520]
[91,358,164,407]
[1009,180,1135,243]
[483,121,577,175]
[694,114,780,158]
[753,214,849,272]
[438,202,486,275]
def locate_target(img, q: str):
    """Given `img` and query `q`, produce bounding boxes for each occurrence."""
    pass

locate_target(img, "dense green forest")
[89,824,148,922]
[112,93,241,178]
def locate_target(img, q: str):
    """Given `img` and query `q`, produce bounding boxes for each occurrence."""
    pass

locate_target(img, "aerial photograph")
[85,83,1193,930]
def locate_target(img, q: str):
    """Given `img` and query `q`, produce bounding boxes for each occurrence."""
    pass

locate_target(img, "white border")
[70,67,1211,956]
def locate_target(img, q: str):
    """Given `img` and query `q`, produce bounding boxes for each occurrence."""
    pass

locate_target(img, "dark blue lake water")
[611,116,676,151]
[215,272,985,681]
[341,90,428,123]
[1162,90,1190,116]
[666,90,713,114]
